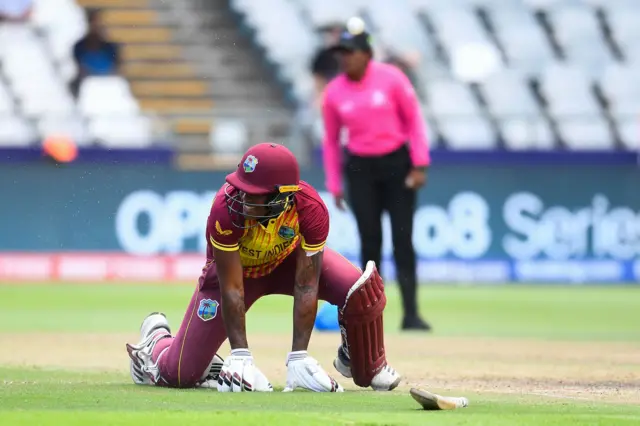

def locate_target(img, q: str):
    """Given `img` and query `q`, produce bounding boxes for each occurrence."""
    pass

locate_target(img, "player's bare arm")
[214,244,272,392]
[214,247,249,349]
[292,246,323,351]
[285,245,342,392]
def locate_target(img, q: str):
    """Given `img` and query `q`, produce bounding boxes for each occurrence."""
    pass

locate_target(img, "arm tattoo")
[221,287,249,349]
[292,250,323,351]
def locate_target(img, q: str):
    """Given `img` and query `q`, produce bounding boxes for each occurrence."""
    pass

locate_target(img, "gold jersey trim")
[209,236,239,252]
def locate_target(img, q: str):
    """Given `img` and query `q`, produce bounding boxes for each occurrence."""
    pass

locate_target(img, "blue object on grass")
[314,302,340,332]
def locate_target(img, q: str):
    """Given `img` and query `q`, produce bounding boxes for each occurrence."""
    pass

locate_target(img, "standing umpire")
[321,20,432,331]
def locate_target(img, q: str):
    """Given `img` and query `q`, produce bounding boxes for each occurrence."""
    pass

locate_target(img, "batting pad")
[340,261,387,387]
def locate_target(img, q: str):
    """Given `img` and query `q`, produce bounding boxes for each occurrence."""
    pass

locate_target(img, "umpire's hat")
[331,18,373,53]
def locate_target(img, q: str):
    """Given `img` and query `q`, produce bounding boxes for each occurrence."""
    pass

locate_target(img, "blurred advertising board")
[1,152,638,283]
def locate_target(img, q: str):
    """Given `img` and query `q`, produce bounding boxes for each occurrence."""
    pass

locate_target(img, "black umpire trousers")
[344,144,419,319]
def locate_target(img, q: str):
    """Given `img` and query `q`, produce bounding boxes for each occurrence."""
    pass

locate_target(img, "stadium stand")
[0,0,290,154]
[0,0,638,151]
[236,0,639,151]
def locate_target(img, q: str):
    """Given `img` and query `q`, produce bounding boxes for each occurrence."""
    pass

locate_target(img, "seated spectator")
[0,0,33,22]
[298,23,345,146]
[70,8,120,97]
[310,23,344,108]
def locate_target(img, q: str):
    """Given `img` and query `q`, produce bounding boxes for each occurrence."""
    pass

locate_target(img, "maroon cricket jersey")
[206,181,329,278]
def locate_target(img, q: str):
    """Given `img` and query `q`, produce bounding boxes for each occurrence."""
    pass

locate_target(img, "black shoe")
[401,315,432,331]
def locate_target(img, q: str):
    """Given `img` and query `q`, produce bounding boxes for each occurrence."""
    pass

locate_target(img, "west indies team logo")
[197,299,219,322]
[278,226,295,240]
[243,155,259,173]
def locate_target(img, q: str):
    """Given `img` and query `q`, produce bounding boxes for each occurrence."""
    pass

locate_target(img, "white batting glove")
[283,351,344,393]
[216,349,273,392]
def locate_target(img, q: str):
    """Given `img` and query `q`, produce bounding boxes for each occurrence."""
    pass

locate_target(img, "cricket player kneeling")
[126,143,401,392]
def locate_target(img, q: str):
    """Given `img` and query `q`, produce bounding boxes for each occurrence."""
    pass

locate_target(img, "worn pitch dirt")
[1,332,639,404]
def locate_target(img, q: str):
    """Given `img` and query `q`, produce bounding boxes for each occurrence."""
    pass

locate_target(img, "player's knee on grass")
[158,348,221,388]
[156,286,227,388]
[339,261,387,387]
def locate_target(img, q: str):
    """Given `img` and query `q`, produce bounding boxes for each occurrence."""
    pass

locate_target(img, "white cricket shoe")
[332,346,352,378]
[370,364,402,391]
[126,312,171,385]
[333,346,402,391]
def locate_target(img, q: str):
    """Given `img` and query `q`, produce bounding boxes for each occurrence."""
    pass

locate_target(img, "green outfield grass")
[1,368,639,425]
[1,283,639,425]
[0,283,638,339]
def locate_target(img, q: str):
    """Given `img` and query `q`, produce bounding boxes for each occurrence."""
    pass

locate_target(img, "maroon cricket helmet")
[224,143,301,227]
[226,142,300,194]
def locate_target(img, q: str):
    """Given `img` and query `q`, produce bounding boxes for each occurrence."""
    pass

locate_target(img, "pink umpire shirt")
[321,60,431,196]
